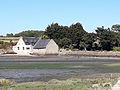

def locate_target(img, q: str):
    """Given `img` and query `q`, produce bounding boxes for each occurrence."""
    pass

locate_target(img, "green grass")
[0,59,120,71]
[0,78,115,90]
[0,62,87,69]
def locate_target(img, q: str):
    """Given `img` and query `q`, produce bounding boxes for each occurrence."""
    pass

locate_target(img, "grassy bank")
[0,77,117,90]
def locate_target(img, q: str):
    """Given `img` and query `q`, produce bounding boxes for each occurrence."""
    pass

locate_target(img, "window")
[26,47,30,50]
[23,47,24,50]
[17,47,19,50]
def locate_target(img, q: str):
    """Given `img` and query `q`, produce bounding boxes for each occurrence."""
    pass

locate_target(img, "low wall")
[60,50,120,57]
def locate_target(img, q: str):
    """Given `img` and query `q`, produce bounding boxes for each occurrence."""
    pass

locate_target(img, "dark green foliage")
[113,47,120,51]
[14,30,44,37]
[111,24,120,32]
[82,33,97,50]
[95,26,120,51]
[6,33,14,37]
[59,38,72,48]
[69,23,87,48]
[114,32,120,46]
[45,22,87,49]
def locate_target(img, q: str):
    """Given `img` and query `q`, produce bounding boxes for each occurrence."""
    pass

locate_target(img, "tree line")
[2,23,120,51]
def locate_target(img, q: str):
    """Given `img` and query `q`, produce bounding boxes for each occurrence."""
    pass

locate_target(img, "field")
[0,37,19,43]
[0,55,120,90]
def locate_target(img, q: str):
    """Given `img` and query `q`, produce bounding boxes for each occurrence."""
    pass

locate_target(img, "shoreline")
[0,51,120,60]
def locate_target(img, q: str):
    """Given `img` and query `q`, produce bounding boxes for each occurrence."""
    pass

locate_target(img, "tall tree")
[69,23,87,48]
[95,26,115,50]
[45,22,86,49]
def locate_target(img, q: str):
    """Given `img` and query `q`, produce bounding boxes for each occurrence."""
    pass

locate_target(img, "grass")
[0,58,120,71]
[0,78,116,90]
[0,62,88,69]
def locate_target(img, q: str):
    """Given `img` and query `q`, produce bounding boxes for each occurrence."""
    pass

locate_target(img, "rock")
[112,80,120,90]
[92,83,100,88]
[102,82,112,87]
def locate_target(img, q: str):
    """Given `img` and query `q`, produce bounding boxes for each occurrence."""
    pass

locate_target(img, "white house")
[13,37,59,55]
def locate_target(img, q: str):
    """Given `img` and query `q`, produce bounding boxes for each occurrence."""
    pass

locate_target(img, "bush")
[112,47,120,51]
[0,79,13,86]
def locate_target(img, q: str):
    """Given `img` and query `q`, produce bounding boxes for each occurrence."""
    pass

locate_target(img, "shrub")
[112,47,120,51]
[0,79,13,86]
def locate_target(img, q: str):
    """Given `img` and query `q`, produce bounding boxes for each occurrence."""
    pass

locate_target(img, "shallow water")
[0,55,120,82]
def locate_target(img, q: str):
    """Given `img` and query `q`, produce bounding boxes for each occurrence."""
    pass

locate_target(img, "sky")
[0,0,120,35]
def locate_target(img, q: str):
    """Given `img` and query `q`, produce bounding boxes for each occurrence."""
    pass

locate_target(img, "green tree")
[114,32,120,46]
[6,33,14,37]
[82,33,97,50]
[59,38,72,48]
[45,23,61,39]
[95,26,115,51]
[111,24,120,32]
[14,30,44,37]
[45,22,86,49]
[69,23,86,48]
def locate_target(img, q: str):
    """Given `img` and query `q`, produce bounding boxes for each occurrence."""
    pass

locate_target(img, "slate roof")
[33,39,51,49]
[23,37,39,46]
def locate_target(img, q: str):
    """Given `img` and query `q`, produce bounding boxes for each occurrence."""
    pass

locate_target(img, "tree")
[59,38,72,48]
[92,37,101,50]
[95,26,115,51]
[45,22,87,49]
[82,33,97,50]
[111,24,120,32]
[6,33,14,37]
[69,23,87,48]
[114,32,120,46]
[79,41,87,50]
[45,23,61,39]
[14,30,44,37]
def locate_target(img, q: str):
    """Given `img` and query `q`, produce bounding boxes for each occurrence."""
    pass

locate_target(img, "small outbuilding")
[33,39,59,55]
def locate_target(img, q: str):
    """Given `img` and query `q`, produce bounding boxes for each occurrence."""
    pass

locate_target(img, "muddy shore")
[0,55,120,83]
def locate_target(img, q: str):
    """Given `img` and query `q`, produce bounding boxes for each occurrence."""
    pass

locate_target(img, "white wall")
[46,39,59,54]
[33,49,46,55]
[12,37,33,55]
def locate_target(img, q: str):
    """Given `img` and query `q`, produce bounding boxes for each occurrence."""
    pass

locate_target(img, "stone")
[112,80,120,90]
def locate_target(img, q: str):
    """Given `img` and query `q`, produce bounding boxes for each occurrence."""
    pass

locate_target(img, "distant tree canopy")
[6,33,14,37]
[14,30,44,37]
[2,23,120,51]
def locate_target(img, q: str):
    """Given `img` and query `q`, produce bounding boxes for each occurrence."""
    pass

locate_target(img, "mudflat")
[0,55,120,83]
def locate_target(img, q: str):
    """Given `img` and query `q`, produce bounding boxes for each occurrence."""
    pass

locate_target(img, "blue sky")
[0,0,120,35]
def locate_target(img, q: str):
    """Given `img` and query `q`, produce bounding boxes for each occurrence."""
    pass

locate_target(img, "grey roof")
[33,39,51,49]
[23,37,39,46]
